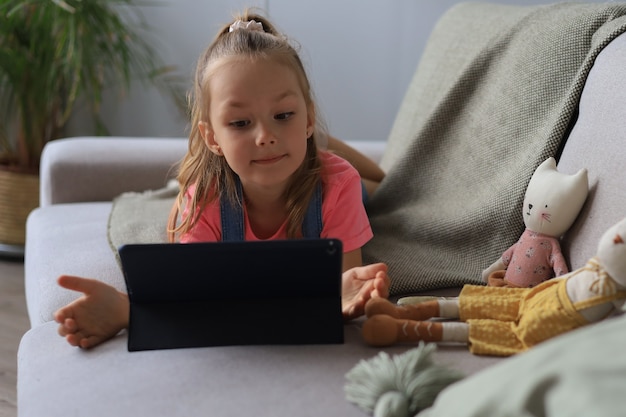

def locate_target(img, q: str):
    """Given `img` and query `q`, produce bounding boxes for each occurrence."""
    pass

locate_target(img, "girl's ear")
[198,121,222,155]
[306,106,316,139]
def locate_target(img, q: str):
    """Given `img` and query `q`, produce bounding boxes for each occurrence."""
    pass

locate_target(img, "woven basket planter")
[0,169,39,246]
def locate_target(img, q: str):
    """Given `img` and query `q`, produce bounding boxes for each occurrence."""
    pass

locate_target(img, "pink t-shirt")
[180,151,373,253]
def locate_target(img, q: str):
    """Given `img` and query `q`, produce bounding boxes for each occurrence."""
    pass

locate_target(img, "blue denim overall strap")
[301,181,323,238]
[361,180,368,206]
[219,178,245,242]
[220,177,323,241]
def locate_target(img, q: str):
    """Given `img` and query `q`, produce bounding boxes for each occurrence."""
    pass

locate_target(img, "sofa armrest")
[39,137,187,206]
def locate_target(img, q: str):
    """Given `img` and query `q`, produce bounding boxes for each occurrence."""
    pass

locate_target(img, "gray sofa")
[18,3,626,417]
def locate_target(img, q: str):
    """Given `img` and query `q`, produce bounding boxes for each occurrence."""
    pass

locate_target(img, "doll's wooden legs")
[364,297,441,320]
[362,315,444,346]
[362,298,468,347]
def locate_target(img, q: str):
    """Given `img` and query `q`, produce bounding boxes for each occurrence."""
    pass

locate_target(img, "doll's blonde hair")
[167,10,325,241]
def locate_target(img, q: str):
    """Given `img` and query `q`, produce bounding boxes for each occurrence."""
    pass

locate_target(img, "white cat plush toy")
[482,157,588,288]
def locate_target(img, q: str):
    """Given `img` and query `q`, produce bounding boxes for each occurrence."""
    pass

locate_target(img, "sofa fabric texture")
[364,2,626,294]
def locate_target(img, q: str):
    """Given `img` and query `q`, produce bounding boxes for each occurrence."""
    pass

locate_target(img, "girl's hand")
[341,263,390,321]
[55,275,130,349]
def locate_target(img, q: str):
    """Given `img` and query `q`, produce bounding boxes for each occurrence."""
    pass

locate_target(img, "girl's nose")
[256,124,276,146]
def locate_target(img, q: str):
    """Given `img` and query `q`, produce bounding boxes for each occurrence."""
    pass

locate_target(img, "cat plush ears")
[531,157,588,195]
[523,157,588,237]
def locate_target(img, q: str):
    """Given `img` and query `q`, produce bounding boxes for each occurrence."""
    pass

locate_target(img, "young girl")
[55,11,389,349]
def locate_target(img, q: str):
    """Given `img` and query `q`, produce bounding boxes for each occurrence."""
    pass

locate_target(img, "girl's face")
[200,57,314,193]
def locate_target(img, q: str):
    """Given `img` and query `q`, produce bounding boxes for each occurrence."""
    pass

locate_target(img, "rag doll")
[362,217,626,356]
[482,157,588,288]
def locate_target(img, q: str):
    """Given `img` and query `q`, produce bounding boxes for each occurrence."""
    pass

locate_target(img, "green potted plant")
[0,0,184,252]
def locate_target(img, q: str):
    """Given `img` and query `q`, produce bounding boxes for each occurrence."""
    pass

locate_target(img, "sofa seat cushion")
[17,320,502,417]
[25,202,125,327]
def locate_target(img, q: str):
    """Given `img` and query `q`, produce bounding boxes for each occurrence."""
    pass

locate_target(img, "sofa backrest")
[558,31,626,270]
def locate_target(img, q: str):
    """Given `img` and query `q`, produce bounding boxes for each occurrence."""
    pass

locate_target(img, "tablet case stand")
[118,239,344,351]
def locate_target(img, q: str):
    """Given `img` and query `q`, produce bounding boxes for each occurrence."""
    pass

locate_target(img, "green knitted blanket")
[108,3,626,296]
[362,2,626,295]
[107,182,178,264]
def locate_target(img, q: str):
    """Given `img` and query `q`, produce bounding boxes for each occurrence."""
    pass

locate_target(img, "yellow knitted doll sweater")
[459,261,626,356]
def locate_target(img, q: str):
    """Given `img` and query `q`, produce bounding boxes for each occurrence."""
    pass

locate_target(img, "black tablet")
[118,239,344,351]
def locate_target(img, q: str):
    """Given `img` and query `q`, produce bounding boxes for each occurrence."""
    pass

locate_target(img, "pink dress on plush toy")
[483,158,588,288]
[499,229,568,287]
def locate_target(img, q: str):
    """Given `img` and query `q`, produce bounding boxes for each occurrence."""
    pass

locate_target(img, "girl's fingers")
[54,305,74,324]
[57,275,100,295]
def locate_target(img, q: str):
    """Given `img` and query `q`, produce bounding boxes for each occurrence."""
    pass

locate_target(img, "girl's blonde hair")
[167,10,325,242]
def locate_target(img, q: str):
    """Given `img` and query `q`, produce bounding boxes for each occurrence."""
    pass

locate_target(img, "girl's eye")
[229,120,249,128]
[275,112,294,121]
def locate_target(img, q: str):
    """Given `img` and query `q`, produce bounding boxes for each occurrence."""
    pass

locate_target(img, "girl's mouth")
[253,154,286,165]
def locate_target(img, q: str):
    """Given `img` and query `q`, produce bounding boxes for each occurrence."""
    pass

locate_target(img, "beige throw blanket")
[108,3,626,296]
[362,3,626,294]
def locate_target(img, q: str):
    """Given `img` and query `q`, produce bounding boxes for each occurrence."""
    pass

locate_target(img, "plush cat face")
[522,157,588,237]
[597,217,626,286]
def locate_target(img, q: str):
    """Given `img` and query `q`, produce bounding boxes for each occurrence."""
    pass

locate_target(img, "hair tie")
[229,20,264,33]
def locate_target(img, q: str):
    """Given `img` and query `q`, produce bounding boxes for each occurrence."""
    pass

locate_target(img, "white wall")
[70,0,605,142]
